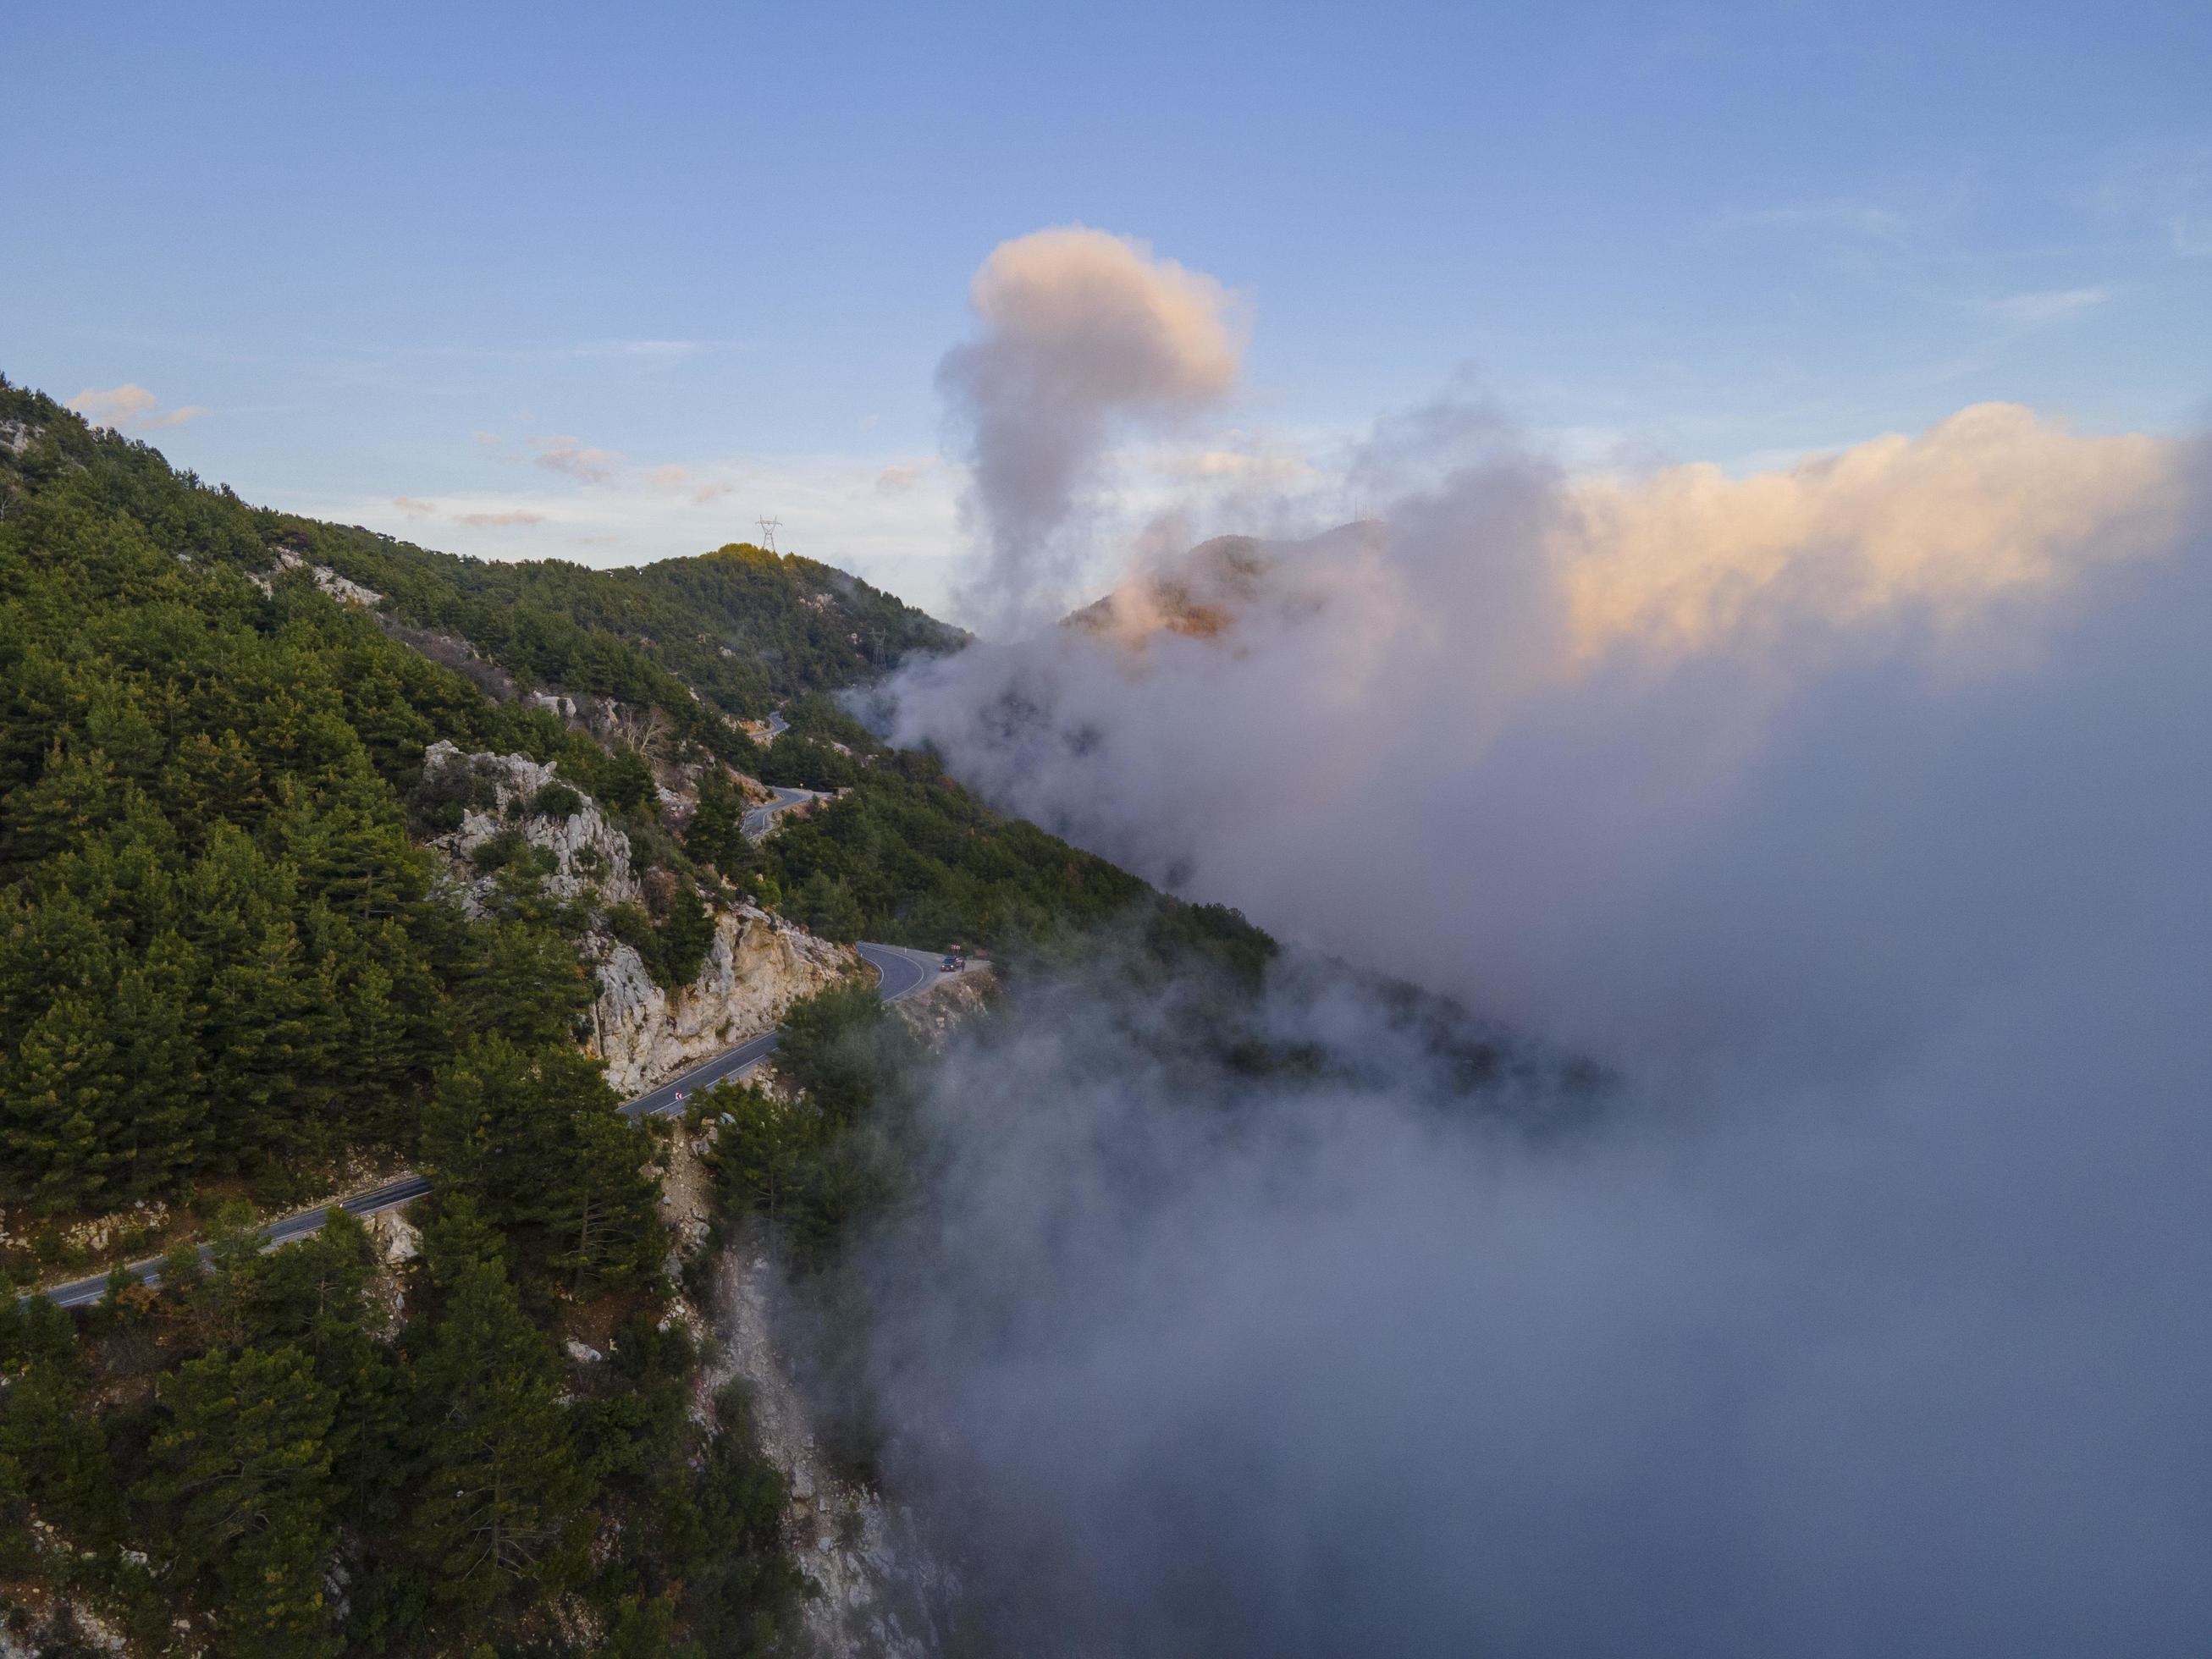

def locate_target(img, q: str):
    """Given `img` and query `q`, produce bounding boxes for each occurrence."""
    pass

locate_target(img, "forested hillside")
[0,378,770,1654]
[0,374,1275,1655]
[279,506,961,722]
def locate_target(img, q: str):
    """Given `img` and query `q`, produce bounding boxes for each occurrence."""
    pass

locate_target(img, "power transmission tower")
[755,515,781,554]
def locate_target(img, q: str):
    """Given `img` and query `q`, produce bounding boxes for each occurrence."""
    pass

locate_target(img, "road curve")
[741,785,825,841]
[855,940,947,1002]
[30,938,955,1310]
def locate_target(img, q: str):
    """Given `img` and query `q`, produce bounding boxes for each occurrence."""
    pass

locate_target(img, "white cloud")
[1990,287,2110,326]
[941,225,1249,623]
[70,383,157,426]
[1142,444,1315,487]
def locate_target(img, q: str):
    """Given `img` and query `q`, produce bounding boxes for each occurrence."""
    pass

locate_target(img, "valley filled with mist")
[847,229,2212,1656]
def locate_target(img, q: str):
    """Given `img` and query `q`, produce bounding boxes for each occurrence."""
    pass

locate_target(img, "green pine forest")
[0,376,1272,1654]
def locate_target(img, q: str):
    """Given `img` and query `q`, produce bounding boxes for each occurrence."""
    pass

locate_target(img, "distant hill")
[280,517,967,722]
[1065,522,1373,643]
[1,378,963,732]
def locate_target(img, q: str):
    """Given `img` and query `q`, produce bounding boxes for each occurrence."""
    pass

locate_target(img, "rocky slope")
[703,1237,952,1658]
[589,907,852,1094]
[421,739,644,912]
[419,740,852,1094]
[674,967,1004,1657]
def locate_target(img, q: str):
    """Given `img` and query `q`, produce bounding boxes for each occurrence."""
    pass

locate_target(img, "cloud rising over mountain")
[937,226,1247,626]
[871,257,2212,1653]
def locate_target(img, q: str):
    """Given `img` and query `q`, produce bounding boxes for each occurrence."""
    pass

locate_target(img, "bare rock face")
[590,906,854,1094]
[421,740,642,913]
[369,1210,420,1266]
[251,543,385,607]
[703,1237,953,1659]
[521,688,666,752]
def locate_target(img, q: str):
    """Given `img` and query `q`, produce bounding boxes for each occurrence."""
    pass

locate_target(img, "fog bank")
[892,405,2196,1068]
[868,229,2212,1656]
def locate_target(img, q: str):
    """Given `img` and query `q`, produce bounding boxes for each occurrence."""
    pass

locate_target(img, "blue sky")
[7,1,2208,617]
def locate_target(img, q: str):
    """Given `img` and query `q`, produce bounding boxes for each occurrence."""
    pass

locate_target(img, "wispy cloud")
[455,508,546,528]
[68,383,211,431]
[1143,444,1315,487]
[1719,199,1906,240]
[391,495,439,516]
[876,461,928,494]
[647,462,734,504]
[1990,286,2110,326]
[571,339,734,367]
[72,385,156,425]
[529,434,624,484]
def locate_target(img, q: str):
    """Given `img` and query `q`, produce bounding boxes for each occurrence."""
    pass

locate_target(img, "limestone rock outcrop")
[589,905,853,1094]
[421,740,642,913]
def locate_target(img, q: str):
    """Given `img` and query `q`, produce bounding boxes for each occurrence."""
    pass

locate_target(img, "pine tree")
[108,932,210,1194]
[422,1039,660,1288]
[160,728,268,842]
[0,1307,126,1552]
[686,774,756,877]
[796,870,863,942]
[408,1199,592,1615]
[201,914,315,1169]
[242,1215,408,1538]
[455,923,593,1050]
[555,1100,662,1292]
[4,988,121,1209]
[139,1344,341,1659]
[0,741,119,879]
[656,881,719,987]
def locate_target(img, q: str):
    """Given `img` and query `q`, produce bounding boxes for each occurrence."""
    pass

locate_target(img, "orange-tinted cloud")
[68,383,210,431]
[1555,403,2182,661]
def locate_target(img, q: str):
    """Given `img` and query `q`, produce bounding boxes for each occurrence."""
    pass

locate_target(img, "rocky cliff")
[419,741,851,1094]
[590,906,852,1094]
[420,739,643,912]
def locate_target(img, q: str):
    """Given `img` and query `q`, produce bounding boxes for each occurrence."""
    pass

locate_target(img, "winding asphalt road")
[740,785,827,840]
[31,940,957,1310]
